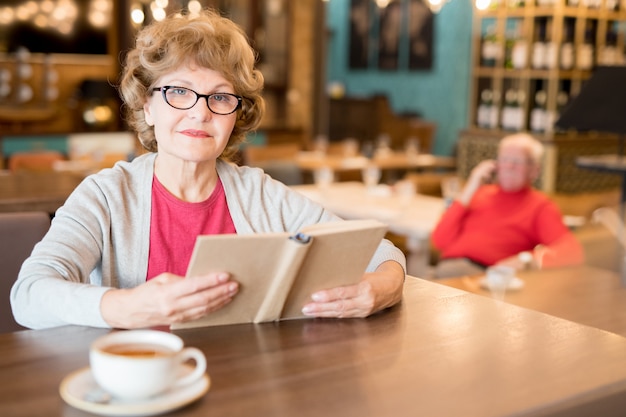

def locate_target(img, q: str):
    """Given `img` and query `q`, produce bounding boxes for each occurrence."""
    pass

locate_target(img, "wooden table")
[292,182,446,277]
[435,265,626,337]
[295,151,456,173]
[4,277,626,417]
[0,170,83,214]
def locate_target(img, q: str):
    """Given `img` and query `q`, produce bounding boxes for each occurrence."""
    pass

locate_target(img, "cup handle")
[173,347,207,389]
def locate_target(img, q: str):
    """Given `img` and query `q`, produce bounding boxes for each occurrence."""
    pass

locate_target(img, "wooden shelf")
[470,1,626,134]
[0,106,57,123]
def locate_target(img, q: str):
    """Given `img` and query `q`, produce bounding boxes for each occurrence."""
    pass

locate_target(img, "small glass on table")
[361,165,381,192]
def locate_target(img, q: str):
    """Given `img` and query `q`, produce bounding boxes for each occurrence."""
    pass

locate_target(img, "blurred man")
[432,133,584,278]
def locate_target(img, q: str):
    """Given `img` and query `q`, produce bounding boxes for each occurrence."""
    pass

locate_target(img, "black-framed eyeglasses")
[152,86,242,115]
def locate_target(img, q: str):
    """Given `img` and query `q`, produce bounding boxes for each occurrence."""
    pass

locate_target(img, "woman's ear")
[143,101,155,127]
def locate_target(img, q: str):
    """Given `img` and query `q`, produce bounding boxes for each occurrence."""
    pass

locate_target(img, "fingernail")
[311,292,324,302]
[227,282,238,294]
[217,273,229,282]
[302,305,313,315]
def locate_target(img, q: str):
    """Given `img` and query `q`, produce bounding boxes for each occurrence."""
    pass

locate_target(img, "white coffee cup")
[485,265,515,300]
[90,330,206,400]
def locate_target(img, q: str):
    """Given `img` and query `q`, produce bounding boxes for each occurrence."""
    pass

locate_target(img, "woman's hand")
[301,260,404,318]
[100,272,238,329]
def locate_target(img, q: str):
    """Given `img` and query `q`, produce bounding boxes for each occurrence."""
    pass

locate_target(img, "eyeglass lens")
[162,87,240,114]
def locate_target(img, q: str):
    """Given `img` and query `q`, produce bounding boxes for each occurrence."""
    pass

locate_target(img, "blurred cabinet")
[328,96,436,152]
[470,1,626,135]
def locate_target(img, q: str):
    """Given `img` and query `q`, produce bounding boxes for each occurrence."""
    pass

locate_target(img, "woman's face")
[143,65,238,165]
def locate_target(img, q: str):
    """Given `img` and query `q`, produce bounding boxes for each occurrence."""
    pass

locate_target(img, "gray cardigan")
[11,153,406,329]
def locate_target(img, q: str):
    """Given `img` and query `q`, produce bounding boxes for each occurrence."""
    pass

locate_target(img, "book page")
[172,233,309,328]
[280,219,388,319]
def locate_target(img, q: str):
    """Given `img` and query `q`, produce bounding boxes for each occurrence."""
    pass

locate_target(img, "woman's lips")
[180,129,210,138]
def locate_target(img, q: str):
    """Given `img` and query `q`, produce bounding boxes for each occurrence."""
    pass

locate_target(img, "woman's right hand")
[100,272,239,329]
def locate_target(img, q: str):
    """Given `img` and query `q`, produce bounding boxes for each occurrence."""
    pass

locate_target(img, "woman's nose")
[187,99,213,120]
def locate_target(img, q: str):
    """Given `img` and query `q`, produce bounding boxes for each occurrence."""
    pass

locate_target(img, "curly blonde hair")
[119,9,265,161]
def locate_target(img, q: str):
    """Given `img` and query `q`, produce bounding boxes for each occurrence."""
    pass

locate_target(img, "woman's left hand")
[301,260,404,318]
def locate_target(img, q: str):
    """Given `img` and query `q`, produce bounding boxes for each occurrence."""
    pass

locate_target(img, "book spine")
[253,236,311,323]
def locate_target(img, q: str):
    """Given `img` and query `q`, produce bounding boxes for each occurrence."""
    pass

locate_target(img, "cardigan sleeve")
[10,177,114,329]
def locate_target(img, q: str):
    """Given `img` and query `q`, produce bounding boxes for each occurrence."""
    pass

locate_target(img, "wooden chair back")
[8,151,65,173]
[0,211,50,332]
[242,143,301,165]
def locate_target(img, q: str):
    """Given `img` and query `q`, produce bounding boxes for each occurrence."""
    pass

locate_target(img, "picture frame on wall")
[348,0,434,71]
[349,0,371,69]
[377,0,401,70]
[408,0,434,70]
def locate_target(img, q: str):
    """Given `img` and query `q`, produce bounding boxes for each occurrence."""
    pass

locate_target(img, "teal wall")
[325,1,474,156]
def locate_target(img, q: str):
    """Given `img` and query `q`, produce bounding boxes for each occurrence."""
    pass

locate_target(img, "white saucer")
[479,276,525,292]
[59,365,210,416]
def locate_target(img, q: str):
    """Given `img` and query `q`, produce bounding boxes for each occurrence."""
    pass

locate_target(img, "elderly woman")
[11,9,405,329]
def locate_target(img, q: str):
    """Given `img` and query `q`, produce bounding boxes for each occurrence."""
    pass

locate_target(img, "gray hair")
[499,133,544,166]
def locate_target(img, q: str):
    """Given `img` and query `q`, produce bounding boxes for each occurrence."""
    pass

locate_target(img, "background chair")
[242,143,303,185]
[8,150,65,173]
[0,211,50,332]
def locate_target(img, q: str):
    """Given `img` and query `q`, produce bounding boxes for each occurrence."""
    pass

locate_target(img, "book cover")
[171,219,387,329]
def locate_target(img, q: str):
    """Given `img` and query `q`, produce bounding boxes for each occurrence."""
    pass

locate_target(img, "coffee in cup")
[90,330,206,400]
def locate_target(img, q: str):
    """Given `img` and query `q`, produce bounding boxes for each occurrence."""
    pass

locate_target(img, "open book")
[171,219,387,329]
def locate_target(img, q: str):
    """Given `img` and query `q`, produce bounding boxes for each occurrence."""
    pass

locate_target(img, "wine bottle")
[488,90,501,129]
[531,20,546,69]
[477,89,492,128]
[576,26,595,70]
[512,36,528,69]
[560,21,575,70]
[504,27,517,69]
[481,26,499,67]
[556,90,570,116]
[530,90,547,133]
[513,89,526,131]
[600,30,618,66]
[501,89,517,130]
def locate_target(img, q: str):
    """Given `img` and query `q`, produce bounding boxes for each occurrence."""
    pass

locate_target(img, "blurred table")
[0,170,83,214]
[295,151,456,173]
[4,277,626,416]
[435,265,626,337]
[576,154,626,216]
[292,182,446,277]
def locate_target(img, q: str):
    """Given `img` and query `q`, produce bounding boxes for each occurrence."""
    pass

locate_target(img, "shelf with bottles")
[477,0,626,14]
[473,75,585,133]
[477,15,625,72]
[471,1,626,133]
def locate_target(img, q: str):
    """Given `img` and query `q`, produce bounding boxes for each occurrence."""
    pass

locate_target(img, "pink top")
[146,176,236,280]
